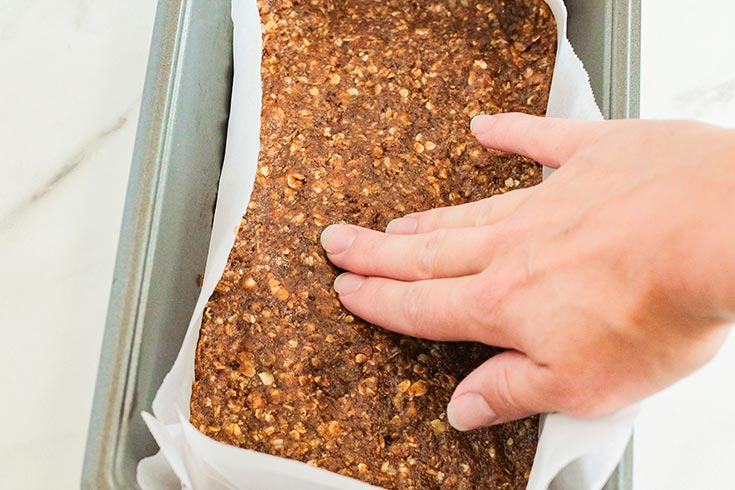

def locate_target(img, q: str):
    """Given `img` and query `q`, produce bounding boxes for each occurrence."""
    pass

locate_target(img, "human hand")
[320,113,735,431]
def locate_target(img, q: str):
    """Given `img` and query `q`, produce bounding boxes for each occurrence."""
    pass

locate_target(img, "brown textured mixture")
[191,0,556,488]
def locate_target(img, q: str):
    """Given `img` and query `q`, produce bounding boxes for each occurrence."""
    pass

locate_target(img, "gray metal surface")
[82,0,640,488]
[82,0,232,488]
[567,0,641,119]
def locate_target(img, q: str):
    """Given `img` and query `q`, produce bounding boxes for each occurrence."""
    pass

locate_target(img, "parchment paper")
[137,1,638,488]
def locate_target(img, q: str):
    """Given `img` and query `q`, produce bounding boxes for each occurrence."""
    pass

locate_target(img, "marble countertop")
[0,0,733,488]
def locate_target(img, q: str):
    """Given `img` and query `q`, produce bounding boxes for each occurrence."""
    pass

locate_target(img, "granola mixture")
[191,0,556,487]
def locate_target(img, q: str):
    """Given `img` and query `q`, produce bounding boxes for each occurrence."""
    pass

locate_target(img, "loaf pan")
[82,0,640,488]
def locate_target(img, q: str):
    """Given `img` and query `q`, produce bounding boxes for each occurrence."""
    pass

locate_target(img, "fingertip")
[321,224,357,254]
[447,393,499,431]
[470,114,496,134]
[386,216,418,234]
[333,272,366,295]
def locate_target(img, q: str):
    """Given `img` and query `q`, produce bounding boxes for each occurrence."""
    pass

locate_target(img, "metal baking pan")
[82,0,640,488]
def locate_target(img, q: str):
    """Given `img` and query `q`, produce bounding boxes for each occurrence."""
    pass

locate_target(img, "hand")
[320,113,735,431]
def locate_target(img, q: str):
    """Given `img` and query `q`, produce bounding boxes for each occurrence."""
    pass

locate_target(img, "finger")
[471,113,600,168]
[321,224,495,281]
[386,187,536,235]
[332,273,518,348]
[447,351,557,430]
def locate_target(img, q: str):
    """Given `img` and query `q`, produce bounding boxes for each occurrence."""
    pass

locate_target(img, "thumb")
[447,350,556,431]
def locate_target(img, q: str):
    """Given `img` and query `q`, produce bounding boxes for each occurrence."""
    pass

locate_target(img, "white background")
[634,1,735,489]
[0,0,733,488]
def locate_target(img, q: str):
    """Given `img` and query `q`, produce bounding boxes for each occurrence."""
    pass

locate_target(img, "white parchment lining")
[137,1,638,488]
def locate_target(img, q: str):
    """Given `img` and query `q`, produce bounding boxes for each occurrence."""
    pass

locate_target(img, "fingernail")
[333,273,365,295]
[386,217,418,234]
[321,224,356,254]
[447,393,498,431]
[470,114,495,134]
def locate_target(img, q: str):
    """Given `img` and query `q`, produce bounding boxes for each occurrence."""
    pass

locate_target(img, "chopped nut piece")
[412,363,427,374]
[430,419,447,435]
[328,420,343,435]
[239,359,256,378]
[408,380,429,397]
[258,372,275,386]
[286,173,306,189]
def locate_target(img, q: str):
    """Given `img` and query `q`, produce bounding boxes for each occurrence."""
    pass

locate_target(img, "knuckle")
[414,229,446,278]
[466,273,506,329]
[401,283,429,334]
[413,210,437,233]
[490,359,524,415]
[476,197,497,226]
